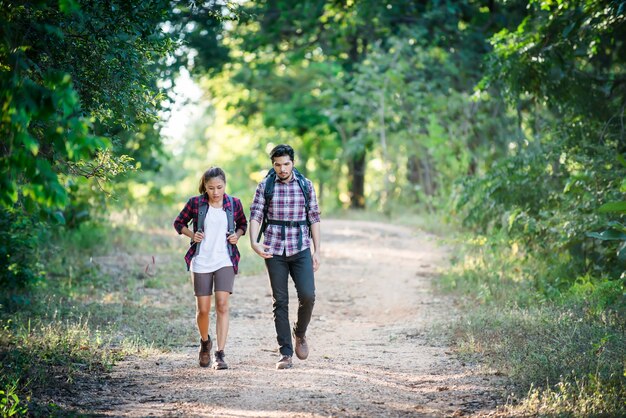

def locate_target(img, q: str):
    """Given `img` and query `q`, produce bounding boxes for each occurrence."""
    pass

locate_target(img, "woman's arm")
[174,197,203,243]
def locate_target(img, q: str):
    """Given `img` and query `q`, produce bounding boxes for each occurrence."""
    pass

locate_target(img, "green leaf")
[587,230,626,241]
[18,133,39,156]
[59,0,80,14]
[562,22,576,38]
[598,201,626,213]
[53,211,66,225]
[618,242,626,262]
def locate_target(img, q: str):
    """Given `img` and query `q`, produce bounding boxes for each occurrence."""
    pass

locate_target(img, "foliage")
[449,301,625,416]
[0,1,179,215]
[0,207,209,414]
[442,231,625,416]
[0,208,45,291]
[224,0,527,209]
[0,380,27,418]
[440,2,626,415]
[326,29,517,212]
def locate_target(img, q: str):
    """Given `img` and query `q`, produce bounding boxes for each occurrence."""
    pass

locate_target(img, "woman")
[173,167,247,369]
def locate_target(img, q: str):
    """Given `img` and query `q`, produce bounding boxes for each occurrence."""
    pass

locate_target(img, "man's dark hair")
[270,144,295,162]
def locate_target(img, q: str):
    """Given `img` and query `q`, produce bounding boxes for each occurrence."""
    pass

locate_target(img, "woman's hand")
[227,233,239,245]
[193,231,204,243]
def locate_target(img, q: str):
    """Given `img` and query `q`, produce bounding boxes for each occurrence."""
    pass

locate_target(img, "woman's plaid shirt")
[250,175,321,257]
[173,193,248,273]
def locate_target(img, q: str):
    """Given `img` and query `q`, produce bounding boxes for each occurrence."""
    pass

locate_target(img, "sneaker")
[276,354,293,370]
[199,337,212,368]
[293,329,309,360]
[213,350,228,370]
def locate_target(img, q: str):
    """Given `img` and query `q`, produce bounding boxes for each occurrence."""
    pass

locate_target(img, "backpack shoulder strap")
[195,196,208,256]
[292,168,310,207]
[197,196,208,233]
[226,195,235,233]
[263,168,276,203]
[225,195,235,257]
[257,170,276,243]
[293,168,311,227]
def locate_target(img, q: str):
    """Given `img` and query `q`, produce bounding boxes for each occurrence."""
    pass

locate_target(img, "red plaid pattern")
[250,175,321,257]
[174,193,248,273]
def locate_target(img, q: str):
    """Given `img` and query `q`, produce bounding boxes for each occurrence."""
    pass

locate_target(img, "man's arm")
[310,221,321,272]
[249,219,273,258]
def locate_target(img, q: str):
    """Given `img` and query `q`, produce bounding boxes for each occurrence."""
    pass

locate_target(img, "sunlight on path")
[73,219,502,417]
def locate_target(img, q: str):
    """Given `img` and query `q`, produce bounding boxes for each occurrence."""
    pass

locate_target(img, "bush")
[0,380,27,417]
[443,234,626,417]
[0,208,45,291]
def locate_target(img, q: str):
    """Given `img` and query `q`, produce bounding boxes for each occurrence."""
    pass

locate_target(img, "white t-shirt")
[191,205,233,273]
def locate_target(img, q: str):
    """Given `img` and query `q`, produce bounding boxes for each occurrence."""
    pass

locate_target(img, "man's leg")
[265,254,293,356]
[289,248,316,338]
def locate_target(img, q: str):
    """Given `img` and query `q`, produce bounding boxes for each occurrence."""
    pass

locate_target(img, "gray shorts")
[192,267,235,296]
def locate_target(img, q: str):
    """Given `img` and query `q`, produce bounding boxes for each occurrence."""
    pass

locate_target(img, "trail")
[69,219,502,417]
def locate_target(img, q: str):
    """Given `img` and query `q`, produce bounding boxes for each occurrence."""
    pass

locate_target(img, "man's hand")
[251,242,273,259]
[312,252,320,272]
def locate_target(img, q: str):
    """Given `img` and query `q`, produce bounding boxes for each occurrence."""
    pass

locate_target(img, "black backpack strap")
[267,219,308,250]
[256,168,312,245]
[293,168,311,234]
[226,195,235,233]
[226,195,235,257]
[195,197,208,257]
[257,169,276,243]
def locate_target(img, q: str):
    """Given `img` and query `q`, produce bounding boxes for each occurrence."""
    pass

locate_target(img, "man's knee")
[299,292,315,307]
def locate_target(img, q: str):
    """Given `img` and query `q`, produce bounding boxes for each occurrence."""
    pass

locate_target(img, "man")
[249,144,321,370]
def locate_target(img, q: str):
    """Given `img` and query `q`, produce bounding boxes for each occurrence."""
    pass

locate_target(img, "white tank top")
[191,205,233,273]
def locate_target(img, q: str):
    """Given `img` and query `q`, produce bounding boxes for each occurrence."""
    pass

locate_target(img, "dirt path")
[73,219,501,417]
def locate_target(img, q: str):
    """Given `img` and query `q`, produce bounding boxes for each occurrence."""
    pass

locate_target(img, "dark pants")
[265,248,316,357]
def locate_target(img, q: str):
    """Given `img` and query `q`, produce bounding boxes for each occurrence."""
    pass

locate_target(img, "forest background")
[1,0,624,416]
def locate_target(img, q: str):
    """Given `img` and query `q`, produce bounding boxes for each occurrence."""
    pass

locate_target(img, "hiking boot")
[276,354,293,370]
[212,350,228,370]
[293,329,309,360]
[199,337,212,368]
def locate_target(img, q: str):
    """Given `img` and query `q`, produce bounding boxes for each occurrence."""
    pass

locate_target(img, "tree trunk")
[407,152,437,203]
[379,83,392,214]
[349,152,366,209]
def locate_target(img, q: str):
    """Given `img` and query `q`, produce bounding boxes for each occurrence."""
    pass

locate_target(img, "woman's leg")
[196,296,211,340]
[214,291,230,350]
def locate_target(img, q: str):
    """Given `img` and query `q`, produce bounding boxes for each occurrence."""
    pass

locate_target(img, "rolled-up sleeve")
[250,182,266,223]
[174,198,193,234]
[307,179,321,224]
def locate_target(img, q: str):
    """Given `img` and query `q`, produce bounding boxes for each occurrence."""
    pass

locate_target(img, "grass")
[0,206,225,414]
[439,230,626,417]
[0,381,27,417]
[6,203,623,417]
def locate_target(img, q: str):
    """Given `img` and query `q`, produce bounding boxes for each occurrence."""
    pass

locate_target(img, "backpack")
[196,195,235,257]
[256,167,311,246]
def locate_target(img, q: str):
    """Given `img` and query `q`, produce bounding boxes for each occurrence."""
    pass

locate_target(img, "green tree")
[459,0,626,282]
[0,0,176,214]
[226,0,525,209]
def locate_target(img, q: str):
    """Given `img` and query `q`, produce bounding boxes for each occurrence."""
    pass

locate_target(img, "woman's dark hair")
[270,144,295,162]
[198,167,226,193]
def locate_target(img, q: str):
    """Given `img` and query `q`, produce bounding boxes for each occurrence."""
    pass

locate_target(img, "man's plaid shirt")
[174,193,248,273]
[250,174,321,257]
